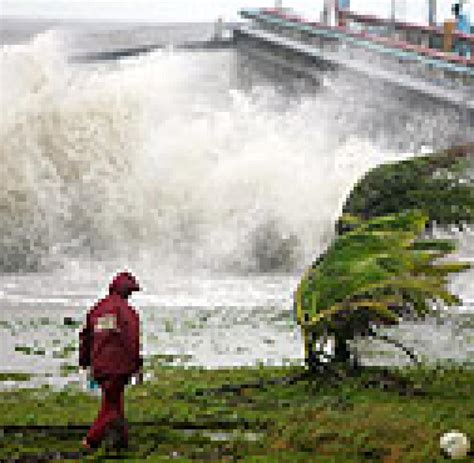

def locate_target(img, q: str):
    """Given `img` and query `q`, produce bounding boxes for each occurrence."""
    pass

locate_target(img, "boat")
[234,1,474,111]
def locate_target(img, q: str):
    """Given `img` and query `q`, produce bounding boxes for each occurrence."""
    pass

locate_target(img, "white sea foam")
[1,31,411,274]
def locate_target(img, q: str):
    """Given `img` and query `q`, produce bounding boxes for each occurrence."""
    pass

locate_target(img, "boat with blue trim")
[234,1,473,111]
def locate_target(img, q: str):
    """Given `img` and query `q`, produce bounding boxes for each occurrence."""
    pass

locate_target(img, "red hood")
[109,271,140,298]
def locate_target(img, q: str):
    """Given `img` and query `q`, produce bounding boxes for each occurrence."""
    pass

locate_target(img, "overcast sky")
[0,0,472,24]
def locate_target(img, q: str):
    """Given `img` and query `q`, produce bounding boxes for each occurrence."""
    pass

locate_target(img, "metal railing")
[238,8,474,105]
[240,9,474,78]
[340,10,474,55]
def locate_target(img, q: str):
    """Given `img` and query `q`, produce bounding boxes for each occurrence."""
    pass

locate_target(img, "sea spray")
[1,31,419,274]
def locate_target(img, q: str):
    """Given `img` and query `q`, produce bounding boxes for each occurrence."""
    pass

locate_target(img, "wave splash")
[1,31,414,274]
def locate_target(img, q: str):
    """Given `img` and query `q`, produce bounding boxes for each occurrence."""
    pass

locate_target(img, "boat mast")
[428,0,437,27]
[390,0,396,33]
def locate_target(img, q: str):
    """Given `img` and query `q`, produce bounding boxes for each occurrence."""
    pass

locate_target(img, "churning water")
[0,22,472,387]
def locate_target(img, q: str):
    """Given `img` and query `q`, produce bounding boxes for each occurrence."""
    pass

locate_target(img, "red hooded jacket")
[79,272,142,378]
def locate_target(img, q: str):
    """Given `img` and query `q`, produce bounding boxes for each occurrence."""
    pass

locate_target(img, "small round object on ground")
[440,431,470,460]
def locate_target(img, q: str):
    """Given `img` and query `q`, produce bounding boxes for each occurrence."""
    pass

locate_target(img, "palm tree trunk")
[304,330,324,374]
[333,333,351,364]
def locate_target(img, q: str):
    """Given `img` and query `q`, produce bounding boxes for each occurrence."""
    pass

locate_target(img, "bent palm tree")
[339,144,474,228]
[294,210,470,371]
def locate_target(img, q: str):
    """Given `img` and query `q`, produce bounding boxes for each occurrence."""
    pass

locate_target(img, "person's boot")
[81,437,96,454]
[104,418,128,451]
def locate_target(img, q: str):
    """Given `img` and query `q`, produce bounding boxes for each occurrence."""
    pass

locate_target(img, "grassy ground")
[0,363,473,462]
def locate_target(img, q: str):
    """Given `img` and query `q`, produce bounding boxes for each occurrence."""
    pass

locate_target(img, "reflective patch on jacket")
[95,314,118,332]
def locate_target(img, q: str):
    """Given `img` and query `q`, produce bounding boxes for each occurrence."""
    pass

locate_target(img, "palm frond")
[295,210,467,339]
[410,239,457,253]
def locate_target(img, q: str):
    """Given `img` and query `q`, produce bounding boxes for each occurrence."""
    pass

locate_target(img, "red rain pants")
[86,374,129,447]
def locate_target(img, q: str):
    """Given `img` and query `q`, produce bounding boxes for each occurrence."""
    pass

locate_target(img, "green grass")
[0,364,473,462]
[0,372,33,382]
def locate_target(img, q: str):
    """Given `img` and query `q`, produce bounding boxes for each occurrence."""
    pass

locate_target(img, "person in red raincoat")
[79,271,142,451]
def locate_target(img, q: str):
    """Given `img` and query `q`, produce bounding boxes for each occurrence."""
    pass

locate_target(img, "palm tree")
[294,210,470,372]
[339,144,474,228]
